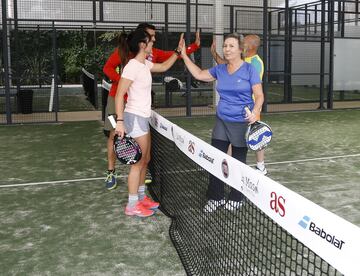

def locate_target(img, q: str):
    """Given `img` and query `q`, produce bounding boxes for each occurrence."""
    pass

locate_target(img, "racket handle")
[108,115,116,128]
[244,106,252,116]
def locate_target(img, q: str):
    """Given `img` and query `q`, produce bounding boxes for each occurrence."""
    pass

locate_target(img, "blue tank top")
[208,62,261,122]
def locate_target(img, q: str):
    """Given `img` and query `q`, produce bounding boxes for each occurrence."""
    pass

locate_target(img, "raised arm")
[152,30,201,63]
[151,34,185,73]
[180,40,215,82]
[211,39,226,65]
[114,77,133,138]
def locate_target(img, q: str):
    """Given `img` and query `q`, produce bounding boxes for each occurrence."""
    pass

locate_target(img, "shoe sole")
[256,169,268,176]
[203,201,226,213]
[106,183,117,190]
[125,211,155,217]
[203,208,216,213]
[224,202,245,211]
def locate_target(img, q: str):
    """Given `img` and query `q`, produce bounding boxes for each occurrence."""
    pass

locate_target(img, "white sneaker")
[256,166,268,175]
[224,200,244,211]
[203,200,225,213]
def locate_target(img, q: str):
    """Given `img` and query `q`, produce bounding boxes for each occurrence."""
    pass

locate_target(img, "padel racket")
[244,107,273,151]
[113,134,142,164]
[108,115,142,165]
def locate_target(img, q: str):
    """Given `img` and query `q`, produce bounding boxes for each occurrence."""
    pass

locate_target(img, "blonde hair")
[224,33,246,59]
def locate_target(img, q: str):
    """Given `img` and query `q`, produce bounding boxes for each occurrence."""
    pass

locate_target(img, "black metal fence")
[1,0,360,124]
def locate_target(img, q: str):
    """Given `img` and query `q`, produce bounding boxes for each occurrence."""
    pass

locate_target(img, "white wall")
[333,38,360,90]
[291,41,330,86]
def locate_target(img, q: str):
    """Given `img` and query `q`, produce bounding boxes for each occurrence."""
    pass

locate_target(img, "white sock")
[138,185,146,201]
[257,161,265,170]
[128,194,138,208]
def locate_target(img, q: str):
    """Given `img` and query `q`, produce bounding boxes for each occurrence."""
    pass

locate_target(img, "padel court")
[1,110,359,275]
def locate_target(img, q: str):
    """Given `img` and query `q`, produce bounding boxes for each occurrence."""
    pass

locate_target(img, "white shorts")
[124,112,150,138]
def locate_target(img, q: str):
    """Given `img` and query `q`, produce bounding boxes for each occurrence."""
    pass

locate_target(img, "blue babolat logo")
[298,215,345,250]
[298,215,311,229]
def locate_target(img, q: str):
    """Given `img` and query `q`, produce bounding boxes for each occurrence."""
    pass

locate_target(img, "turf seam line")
[2,153,359,188]
[0,175,128,188]
[261,153,360,166]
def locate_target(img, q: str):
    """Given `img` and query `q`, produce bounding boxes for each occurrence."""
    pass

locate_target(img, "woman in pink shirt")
[114,29,183,217]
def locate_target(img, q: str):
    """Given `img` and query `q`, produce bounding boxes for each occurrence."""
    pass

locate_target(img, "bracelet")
[174,48,181,56]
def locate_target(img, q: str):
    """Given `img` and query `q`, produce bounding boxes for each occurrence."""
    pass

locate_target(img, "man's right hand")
[194,30,200,47]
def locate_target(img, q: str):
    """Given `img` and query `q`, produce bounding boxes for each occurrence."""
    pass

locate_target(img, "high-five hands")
[195,30,200,47]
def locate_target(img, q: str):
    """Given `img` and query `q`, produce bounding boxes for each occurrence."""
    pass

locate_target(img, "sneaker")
[140,195,159,210]
[203,200,225,213]
[256,166,268,176]
[125,202,155,217]
[224,200,244,211]
[105,171,117,190]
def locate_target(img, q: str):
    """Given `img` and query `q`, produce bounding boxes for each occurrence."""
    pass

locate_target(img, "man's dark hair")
[117,29,151,69]
[136,23,156,31]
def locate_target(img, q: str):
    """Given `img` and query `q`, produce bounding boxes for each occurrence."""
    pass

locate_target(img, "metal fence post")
[262,0,269,113]
[327,0,335,109]
[284,0,291,103]
[185,0,192,117]
[319,0,326,109]
[52,22,59,121]
[2,0,12,124]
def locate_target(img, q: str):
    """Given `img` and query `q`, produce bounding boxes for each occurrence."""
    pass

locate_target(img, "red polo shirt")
[103,43,200,98]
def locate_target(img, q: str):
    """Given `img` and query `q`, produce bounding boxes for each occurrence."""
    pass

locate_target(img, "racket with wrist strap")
[244,107,273,151]
[108,115,142,165]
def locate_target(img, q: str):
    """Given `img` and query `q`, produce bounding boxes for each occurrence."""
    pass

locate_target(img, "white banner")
[150,111,360,276]
[150,111,174,142]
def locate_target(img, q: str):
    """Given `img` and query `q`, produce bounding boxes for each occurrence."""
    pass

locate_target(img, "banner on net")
[150,111,360,276]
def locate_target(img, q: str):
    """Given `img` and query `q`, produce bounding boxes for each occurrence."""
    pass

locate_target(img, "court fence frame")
[1,0,360,124]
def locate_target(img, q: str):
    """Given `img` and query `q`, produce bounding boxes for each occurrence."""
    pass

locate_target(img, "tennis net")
[148,111,359,276]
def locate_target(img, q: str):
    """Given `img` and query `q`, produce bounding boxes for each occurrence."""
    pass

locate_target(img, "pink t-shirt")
[122,59,154,117]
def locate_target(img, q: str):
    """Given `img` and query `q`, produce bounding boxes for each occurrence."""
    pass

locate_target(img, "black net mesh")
[148,125,342,276]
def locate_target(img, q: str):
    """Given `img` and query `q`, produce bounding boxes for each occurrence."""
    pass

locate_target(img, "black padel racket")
[113,134,142,165]
[108,115,142,165]
[244,107,273,151]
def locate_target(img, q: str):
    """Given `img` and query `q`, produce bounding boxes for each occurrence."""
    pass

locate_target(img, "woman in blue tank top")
[180,33,264,211]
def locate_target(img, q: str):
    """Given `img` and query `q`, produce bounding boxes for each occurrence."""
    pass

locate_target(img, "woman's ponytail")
[117,32,130,71]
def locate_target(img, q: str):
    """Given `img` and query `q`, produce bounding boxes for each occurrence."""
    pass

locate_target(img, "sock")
[257,161,265,170]
[138,185,146,201]
[107,169,115,174]
[128,194,138,208]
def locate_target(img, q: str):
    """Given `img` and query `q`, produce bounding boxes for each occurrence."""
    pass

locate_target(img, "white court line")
[259,153,360,166]
[1,153,359,188]
[0,175,127,188]
[267,91,308,101]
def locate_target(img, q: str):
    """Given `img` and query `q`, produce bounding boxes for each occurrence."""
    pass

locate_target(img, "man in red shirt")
[103,23,200,190]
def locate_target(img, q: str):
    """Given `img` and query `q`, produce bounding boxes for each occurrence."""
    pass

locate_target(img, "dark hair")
[117,29,151,70]
[136,23,156,31]
[118,32,130,70]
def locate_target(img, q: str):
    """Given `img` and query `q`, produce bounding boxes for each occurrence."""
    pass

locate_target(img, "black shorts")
[211,116,248,147]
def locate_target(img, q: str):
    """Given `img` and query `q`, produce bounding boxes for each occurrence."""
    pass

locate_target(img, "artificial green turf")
[0,109,359,275]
